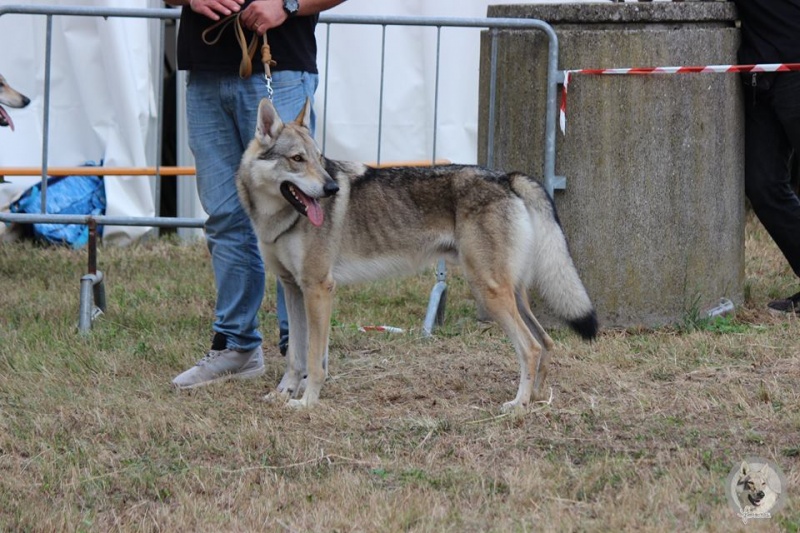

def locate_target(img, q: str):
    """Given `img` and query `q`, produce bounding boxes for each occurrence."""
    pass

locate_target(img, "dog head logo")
[0,74,31,132]
[240,97,338,227]
[726,457,786,523]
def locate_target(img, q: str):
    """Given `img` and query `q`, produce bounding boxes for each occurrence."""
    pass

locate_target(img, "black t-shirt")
[175,2,318,74]
[735,0,800,63]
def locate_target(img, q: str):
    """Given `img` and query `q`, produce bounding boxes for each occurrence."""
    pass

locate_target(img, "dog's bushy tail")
[510,173,598,340]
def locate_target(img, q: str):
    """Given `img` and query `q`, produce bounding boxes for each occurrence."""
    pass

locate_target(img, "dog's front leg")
[271,279,307,401]
[287,275,335,408]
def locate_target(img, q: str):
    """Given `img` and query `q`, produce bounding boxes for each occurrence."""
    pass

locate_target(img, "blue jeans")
[186,70,318,351]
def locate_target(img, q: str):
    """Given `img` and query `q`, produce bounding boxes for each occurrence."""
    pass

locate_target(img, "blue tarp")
[9,162,106,248]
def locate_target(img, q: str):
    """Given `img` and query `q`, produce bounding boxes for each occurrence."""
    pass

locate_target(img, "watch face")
[284,0,299,15]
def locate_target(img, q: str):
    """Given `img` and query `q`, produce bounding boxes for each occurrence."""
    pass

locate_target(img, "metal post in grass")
[422,259,448,337]
[78,219,106,334]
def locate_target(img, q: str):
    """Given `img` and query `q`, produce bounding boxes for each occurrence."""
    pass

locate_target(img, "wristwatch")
[283,0,299,18]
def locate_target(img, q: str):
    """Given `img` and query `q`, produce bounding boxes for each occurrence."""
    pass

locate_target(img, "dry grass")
[1,213,799,532]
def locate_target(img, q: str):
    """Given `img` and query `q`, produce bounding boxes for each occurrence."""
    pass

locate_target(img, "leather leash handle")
[201,13,275,79]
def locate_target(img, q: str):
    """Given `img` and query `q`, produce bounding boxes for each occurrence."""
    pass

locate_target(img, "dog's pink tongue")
[293,185,324,227]
[0,107,14,131]
[306,200,323,227]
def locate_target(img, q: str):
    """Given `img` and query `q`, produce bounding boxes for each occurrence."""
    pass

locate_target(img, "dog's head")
[736,462,776,511]
[239,97,338,227]
[0,74,31,131]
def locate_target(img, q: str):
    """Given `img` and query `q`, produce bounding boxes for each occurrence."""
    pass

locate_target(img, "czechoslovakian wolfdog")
[0,74,31,131]
[237,98,598,410]
[736,461,779,514]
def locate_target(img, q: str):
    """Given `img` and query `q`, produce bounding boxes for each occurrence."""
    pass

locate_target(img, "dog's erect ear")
[294,98,312,130]
[256,98,283,144]
[740,461,751,477]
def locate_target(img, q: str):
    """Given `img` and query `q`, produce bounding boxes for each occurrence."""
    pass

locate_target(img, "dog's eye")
[291,155,304,163]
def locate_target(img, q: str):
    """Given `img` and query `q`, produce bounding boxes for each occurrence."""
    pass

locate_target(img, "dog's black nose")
[323,181,339,197]
[756,491,765,499]
[22,96,30,107]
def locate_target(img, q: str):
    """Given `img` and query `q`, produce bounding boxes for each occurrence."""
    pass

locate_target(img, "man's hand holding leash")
[164,0,244,21]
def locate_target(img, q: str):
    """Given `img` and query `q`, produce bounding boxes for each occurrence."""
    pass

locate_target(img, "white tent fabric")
[0,0,602,245]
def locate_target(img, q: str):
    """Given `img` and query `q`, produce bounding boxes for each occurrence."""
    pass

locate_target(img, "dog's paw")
[276,372,303,398]
[275,386,299,399]
[501,400,528,413]
[286,397,311,409]
[262,390,290,404]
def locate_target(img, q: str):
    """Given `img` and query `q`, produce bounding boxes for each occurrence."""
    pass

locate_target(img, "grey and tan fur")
[237,98,598,410]
[0,74,31,131]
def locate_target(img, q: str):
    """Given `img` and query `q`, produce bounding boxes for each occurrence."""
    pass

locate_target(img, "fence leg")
[422,259,448,336]
[78,271,105,334]
[78,220,105,334]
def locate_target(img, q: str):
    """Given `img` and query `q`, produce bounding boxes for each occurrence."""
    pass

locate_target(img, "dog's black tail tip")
[569,310,599,341]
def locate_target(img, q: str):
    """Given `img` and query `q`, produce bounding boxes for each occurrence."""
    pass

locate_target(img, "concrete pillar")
[480,3,743,327]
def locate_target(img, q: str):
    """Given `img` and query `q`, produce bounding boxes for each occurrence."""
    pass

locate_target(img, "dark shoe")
[767,291,800,315]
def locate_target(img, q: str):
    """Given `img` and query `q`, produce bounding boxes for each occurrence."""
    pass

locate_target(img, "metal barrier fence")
[0,5,563,333]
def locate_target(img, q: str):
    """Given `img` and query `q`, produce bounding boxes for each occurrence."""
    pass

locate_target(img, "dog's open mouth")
[280,182,323,227]
[0,105,14,131]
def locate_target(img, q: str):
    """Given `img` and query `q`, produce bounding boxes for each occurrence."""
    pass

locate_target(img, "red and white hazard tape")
[559,62,800,133]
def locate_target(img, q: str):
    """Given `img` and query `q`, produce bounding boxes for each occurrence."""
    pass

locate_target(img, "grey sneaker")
[172,333,265,390]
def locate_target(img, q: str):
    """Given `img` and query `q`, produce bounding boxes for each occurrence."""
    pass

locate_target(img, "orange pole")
[0,166,197,177]
[0,160,451,178]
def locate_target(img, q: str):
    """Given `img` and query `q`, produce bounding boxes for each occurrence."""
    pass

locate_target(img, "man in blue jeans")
[734,0,800,314]
[166,0,345,389]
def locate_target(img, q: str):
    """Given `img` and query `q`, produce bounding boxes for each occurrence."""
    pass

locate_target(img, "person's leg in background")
[743,72,800,313]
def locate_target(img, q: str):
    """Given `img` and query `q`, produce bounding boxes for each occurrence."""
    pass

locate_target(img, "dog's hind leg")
[469,275,543,412]
[515,290,555,351]
[287,275,335,408]
[515,290,554,401]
